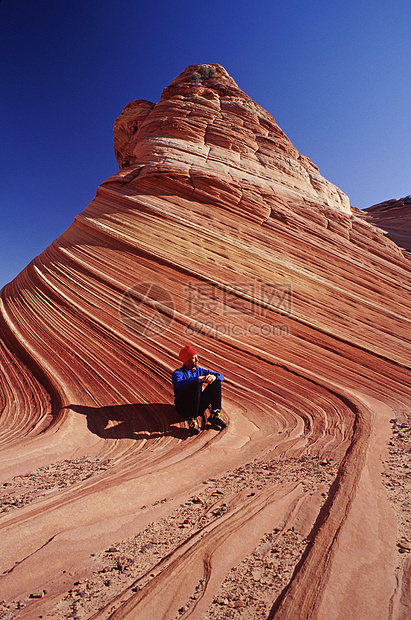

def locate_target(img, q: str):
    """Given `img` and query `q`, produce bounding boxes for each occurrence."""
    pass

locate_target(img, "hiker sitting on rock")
[172,345,227,435]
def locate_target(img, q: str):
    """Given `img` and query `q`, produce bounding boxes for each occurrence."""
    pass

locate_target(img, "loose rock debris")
[0,457,112,515]
[48,455,338,620]
[1,438,407,620]
[382,417,411,578]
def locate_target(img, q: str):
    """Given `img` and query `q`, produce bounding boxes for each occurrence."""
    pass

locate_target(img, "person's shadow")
[66,403,189,440]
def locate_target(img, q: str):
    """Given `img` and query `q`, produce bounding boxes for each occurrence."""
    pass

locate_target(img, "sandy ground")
[0,413,409,620]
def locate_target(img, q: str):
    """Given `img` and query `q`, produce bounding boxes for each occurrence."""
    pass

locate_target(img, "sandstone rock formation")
[0,64,410,619]
[358,196,411,252]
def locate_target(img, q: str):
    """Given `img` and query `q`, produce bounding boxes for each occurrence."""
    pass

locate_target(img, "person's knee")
[207,378,221,387]
[210,379,222,392]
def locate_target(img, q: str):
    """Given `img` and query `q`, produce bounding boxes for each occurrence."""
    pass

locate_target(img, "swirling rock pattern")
[0,65,410,619]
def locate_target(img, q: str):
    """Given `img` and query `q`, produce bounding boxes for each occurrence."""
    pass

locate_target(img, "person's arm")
[172,369,201,391]
[198,367,224,382]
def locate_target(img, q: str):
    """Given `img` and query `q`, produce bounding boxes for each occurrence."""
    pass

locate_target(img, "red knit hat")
[178,344,197,364]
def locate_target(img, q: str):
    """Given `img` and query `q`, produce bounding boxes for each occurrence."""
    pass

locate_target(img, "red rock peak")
[113,63,350,222]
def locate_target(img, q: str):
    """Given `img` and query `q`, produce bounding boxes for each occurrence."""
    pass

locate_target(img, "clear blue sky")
[1,0,410,288]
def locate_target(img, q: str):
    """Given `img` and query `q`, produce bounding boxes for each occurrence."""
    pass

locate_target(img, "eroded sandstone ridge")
[0,64,410,619]
[359,196,411,252]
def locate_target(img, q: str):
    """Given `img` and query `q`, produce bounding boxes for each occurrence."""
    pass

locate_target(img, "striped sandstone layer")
[0,65,410,619]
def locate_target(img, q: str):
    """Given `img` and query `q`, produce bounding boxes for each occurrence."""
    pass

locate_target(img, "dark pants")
[175,380,222,421]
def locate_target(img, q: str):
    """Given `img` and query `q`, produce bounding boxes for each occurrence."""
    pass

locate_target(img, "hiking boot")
[209,411,227,430]
[188,417,201,435]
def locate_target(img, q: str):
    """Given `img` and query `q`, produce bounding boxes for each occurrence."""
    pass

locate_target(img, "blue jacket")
[172,365,224,403]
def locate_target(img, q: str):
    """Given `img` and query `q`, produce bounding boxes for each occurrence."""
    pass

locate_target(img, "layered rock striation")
[113,64,350,224]
[359,196,411,253]
[0,64,410,619]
